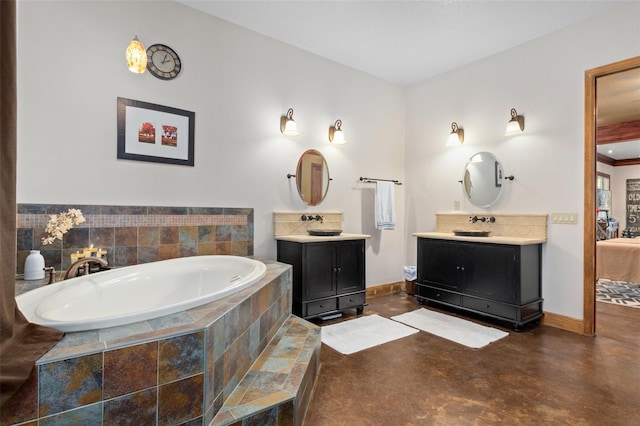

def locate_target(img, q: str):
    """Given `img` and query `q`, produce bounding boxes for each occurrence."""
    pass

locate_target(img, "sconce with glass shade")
[329,119,346,144]
[447,122,464,145]
[280,108,299,136]
[505,108,525,136]
[126,35,147,73]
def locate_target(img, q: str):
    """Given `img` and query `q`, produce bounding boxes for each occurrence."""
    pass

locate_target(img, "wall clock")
[146,44,181,80]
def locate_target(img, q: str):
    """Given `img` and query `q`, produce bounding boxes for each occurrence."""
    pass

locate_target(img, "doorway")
[584,56,640,335]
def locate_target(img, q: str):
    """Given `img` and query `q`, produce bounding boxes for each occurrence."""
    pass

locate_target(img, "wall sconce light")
[447,122,464,146]
[126,35,147,73]
[329,119,346,144]
[280,108,299,136]
[505,108,525,136]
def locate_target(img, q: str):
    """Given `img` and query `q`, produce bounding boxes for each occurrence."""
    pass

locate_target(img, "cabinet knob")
[461,266,465,271]
[337,267,342,272]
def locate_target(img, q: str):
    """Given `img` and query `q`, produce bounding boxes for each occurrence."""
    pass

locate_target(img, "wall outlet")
[454,200,460,211]
[551,212,578,224]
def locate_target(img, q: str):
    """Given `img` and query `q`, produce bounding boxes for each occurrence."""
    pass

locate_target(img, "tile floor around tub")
[304,292,640,425]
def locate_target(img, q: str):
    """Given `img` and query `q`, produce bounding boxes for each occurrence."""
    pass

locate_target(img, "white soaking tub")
[16,255,267,332]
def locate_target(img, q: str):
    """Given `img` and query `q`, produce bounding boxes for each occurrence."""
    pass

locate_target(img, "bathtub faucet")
[63,257,108,280]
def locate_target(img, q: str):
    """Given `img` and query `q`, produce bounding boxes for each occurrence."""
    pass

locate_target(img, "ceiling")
[178,0,633,86]
[177,0,639,162]
[597,68,640,162]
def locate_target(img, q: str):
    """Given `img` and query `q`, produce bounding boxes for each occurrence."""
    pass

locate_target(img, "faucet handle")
[44,266,56,284]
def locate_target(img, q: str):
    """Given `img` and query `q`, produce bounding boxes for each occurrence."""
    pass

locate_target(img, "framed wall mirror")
[462,152,505,207]
[294,149,330,206]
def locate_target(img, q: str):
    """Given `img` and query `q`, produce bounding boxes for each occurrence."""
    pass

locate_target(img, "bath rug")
[596,279,640,308]
[320,314,418,355]
[391,308,508,349]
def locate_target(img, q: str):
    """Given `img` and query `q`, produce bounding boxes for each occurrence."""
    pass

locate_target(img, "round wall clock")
[146,44,181,80]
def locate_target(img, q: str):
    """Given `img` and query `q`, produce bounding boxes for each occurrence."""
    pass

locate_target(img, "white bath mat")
[321,314,419,355]
[391,308,508,349]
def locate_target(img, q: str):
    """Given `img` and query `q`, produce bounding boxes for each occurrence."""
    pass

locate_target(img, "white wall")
[17,1,640,317]
[16,1,406,286]
[405,3,640,319]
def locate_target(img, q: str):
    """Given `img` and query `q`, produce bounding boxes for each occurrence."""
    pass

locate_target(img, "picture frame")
[117,97,195,166]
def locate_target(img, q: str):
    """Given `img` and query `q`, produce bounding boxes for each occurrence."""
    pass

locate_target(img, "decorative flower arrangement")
[41,208,86,245]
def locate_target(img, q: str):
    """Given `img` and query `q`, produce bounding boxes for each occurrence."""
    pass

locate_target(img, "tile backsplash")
[16,204,254,275]
[435,213,548,239]
[273,211,343,236]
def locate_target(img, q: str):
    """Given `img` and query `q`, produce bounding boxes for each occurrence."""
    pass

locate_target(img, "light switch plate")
[551,212,578,224]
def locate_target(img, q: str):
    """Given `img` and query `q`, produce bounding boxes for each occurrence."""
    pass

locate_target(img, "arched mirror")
[294,149,330,205]
[462,152,504,207]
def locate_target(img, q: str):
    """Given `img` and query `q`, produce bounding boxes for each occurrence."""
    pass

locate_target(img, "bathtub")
[16,255,267,332]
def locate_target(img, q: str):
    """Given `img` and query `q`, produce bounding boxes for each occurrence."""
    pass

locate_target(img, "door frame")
[583,56,640,335]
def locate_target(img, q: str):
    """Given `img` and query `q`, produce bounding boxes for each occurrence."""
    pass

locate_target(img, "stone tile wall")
[16,204,254,275]
[1,261,292,426]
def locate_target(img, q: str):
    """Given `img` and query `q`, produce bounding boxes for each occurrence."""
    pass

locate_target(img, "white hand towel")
[375,181,396,230]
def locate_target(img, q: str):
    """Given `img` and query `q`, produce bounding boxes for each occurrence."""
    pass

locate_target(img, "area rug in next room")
[320,314,419,355]
[597,279,640,307]
[391,308,508,349]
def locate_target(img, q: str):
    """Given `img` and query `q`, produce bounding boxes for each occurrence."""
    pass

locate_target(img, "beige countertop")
[275,233,371,243]
[413,232,546,246]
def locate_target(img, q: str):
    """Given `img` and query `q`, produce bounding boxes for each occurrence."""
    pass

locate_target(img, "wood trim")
[366,281,403,297]
[597,119,640,144]
[541,312,585,334]
[584,56,640,337]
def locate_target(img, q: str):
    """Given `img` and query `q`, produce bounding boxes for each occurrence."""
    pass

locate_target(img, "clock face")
[146,44,181,80]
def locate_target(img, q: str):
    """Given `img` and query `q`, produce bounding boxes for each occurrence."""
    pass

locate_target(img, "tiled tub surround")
[273,211,344,236]
[2,261,320,426]
[434,213,548,239]
[16,204,254,275]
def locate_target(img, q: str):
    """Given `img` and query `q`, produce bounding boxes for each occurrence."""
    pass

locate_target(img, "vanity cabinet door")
[303,243,336,300]
[462,243,517,303]
[418,238,460,290]
[335,240,365,294]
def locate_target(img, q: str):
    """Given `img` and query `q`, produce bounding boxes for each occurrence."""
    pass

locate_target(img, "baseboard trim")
[542,311,586,334]
[366,281,403,298]
[366,286,587,335]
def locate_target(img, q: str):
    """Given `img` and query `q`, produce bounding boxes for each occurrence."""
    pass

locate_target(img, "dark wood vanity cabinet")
[416,238,543,330]
[277,239,366,319]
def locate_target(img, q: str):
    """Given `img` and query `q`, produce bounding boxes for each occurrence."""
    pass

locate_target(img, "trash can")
[403,266,417,295]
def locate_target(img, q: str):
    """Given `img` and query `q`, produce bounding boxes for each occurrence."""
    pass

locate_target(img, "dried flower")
[41,208,86,245]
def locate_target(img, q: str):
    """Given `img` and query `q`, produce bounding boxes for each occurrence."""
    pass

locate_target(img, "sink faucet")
[63,257,108,280]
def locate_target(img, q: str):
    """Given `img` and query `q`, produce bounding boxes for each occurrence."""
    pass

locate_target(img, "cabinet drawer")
[306,298,337,317]
[338,292,365,309]
[420,286,461,305]
[462,296,516,320]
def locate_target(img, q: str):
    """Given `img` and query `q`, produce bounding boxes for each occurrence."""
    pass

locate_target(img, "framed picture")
[117,97,195,166]
[495,161,503,187]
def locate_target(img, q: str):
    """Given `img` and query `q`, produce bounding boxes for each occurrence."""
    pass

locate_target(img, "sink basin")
[453,230,491,237]
[308,229,343,237]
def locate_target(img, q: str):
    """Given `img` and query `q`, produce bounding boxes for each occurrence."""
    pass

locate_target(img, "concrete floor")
[304,293,640,425]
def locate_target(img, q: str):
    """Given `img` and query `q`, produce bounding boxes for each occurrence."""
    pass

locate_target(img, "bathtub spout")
[64,257,108,280]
